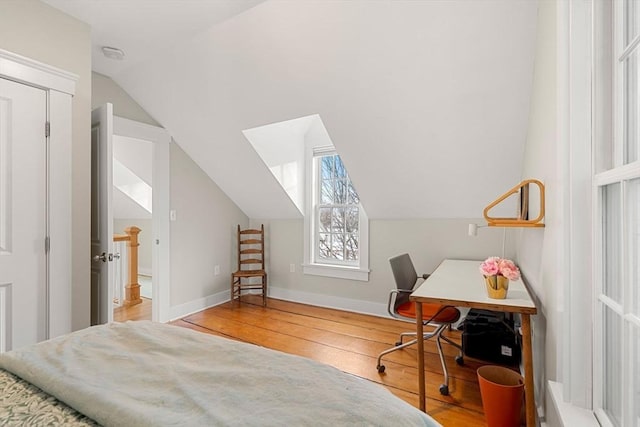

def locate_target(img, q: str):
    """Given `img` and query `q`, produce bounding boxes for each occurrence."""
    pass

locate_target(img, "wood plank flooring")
[173,296,493,426]
[114,297,152,322]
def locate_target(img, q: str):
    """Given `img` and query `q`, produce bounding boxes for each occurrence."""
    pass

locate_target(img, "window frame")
[303,145,369,281]
[313,152,360,267]
[593,1,640,426]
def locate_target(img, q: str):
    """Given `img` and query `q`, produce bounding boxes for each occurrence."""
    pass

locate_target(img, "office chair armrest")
[387,289,414,318]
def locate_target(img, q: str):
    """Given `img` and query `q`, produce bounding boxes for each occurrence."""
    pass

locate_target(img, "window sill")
[547,381,598,427]
[302,263,370,282]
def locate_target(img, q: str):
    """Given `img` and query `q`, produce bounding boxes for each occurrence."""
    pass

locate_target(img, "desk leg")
[521,314,536,427]
[416,302,425,412]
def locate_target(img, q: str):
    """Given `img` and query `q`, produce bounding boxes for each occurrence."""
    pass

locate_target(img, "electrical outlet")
[214,265,220,276]
[290,263,295,273]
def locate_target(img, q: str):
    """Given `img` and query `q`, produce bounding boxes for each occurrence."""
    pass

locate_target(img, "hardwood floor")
[172,296,494,426]
[114,297,152,322]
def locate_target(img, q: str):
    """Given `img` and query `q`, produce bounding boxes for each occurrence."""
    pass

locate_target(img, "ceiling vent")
[101,46,125,60]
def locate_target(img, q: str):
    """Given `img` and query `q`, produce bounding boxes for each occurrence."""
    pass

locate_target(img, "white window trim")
[557,0,594,411]
[592,1,640,426]
[303,145,369,281]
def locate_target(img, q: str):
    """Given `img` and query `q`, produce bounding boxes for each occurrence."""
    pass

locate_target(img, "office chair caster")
[377,364,385,374]
[455,355,464,366]
[439,384,449,396]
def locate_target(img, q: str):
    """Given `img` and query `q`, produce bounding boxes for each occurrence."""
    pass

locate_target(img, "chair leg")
[376,322,463,395]
[262,274,267,307]
[435,327,450,394]
[376,327,440,373]
[396,325,439,345]
[440,333,463,353]
[434,324,467,395]
[376,338,419,372]
[396,331,418,345]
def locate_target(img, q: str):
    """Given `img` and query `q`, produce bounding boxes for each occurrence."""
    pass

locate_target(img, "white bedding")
[0,321,440,426]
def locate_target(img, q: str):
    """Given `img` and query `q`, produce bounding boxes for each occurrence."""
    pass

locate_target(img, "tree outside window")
[315,154,360,265]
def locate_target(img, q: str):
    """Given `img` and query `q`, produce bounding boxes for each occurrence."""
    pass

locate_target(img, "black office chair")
[376,253,464,396]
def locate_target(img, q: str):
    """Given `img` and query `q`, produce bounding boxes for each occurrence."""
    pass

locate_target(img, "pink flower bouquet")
[479,257,521,281]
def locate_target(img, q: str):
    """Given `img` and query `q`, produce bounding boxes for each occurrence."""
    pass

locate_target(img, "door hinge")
[45,236,50,254]
[45,122,50,138]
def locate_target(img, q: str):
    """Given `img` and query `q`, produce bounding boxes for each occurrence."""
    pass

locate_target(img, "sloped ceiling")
[113,189,151,220]
[50,0,539,220]
[42,0,264,77]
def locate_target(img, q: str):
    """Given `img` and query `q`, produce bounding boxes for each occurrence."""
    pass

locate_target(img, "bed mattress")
[0,321,440,427]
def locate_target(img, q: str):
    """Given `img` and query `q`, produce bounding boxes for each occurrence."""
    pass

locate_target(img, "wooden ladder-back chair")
[231,224,267,306]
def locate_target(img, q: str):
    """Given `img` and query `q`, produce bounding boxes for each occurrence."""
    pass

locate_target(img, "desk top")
[410,259,537,314]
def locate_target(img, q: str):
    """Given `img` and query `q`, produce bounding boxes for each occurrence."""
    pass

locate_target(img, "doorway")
[112,134,154,321]
[112,116,170,323]
[91,105,170,325]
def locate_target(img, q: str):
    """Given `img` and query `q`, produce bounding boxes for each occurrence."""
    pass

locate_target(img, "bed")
[0,321,440,426]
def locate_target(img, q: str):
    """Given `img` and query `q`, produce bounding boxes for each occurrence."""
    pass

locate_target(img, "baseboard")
[268,286,390,318]
[168,289,229,321]
[167,285,391,322]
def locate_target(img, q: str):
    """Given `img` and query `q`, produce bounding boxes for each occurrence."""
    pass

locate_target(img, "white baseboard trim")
[166,285,391,322]
[267,286,389,318]
[168,289,229,321]
[548,380,598,427]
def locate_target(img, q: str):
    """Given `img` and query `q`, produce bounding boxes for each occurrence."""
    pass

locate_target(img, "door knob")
[93,252,108,262]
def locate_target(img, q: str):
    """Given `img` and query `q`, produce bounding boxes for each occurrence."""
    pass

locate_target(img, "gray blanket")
[0,321,440,426]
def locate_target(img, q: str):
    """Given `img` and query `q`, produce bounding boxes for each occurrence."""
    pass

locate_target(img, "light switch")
[170,210,177,221]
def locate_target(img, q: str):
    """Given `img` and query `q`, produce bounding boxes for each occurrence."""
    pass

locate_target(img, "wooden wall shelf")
[483,179,545,228]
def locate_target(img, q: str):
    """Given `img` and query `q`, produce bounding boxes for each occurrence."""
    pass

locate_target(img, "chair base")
[231,275,267,307]
[376,324,463,396]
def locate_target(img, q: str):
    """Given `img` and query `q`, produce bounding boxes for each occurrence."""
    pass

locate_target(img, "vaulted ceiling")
[44,0,539,220]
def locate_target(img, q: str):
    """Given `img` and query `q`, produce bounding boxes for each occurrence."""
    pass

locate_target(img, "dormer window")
[243,114,369,281]
[303,145,369,281]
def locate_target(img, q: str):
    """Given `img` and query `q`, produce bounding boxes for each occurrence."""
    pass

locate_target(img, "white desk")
[410,259,537,426]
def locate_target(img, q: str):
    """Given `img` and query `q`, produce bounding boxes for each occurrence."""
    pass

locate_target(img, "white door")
[0,78,47,351]
[90,104,114,325]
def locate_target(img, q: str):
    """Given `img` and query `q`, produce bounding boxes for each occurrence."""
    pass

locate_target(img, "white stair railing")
[112,240,128,307]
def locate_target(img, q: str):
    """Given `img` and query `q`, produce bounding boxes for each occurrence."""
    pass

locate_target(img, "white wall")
[254,218,513,315]
[113,135,153,185]
[170,143,248,308]
[92,72,159,127]
[243,115,314,214]
[0,0,91,331]
[514,0,561,419]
